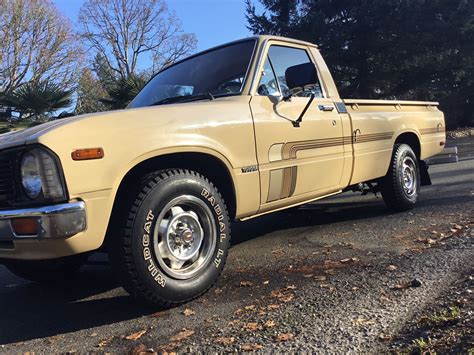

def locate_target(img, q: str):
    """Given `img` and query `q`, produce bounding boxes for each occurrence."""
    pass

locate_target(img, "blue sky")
[53,0,263,52]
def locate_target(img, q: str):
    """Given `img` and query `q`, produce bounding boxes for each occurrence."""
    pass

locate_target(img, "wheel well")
[394,132,421,159]
[104,153,237,249]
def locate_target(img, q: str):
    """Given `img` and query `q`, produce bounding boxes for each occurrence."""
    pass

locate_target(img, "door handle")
[318,105,335,112]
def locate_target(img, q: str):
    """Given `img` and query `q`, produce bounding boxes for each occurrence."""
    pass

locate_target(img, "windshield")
[129,39,257,108]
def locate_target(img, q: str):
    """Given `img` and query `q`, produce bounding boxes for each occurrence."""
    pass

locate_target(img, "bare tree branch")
[78,0,197,80]
[0,0,83,94]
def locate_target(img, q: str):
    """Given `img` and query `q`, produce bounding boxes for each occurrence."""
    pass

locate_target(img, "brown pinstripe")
[266,131,395,202]
[420,127,445,135]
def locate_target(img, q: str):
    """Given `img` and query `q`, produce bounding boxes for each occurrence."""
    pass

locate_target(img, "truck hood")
[0,120,71,150]
[0,111,119,151]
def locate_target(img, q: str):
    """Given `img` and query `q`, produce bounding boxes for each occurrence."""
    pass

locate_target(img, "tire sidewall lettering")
[201,188,228,269]
[141,209,166,288]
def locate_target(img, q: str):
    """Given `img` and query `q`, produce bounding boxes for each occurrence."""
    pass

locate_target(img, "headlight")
[20,153,42,199]
[20,147,66,201]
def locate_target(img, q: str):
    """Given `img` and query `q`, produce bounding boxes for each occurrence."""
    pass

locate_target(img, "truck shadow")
[0,263,150,344]
[231,198,390,246]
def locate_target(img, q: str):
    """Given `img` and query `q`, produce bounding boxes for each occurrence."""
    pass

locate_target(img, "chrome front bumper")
[0,201,86,240]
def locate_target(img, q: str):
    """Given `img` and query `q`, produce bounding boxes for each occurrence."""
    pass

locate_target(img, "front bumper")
[0,201,86,240]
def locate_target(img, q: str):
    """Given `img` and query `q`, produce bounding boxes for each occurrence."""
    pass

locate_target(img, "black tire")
[3,254,87,283]
[109,169,231,307]
[381,143,420,211]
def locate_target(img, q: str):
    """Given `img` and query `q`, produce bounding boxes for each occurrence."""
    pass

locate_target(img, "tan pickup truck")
[0,36,445,306]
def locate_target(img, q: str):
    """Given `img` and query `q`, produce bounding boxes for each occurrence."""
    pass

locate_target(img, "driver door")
[250,42,345,213]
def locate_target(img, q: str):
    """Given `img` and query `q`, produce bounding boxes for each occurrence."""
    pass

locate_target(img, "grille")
[0,153,15,206]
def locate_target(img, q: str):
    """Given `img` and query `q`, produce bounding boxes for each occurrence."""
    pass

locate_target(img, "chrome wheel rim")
[152,195,216,280]
[401,156,417,197]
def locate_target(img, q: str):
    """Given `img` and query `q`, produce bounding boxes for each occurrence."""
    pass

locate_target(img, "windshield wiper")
[149,92,215,106]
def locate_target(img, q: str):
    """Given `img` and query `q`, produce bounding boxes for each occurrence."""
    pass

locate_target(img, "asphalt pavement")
[0,139,472,353]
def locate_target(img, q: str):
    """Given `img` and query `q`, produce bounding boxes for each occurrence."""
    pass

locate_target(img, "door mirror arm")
[292,92,315,128]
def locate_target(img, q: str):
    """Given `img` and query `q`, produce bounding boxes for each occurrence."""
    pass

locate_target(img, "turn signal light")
[71,148,104,161]
[11,218,40,236]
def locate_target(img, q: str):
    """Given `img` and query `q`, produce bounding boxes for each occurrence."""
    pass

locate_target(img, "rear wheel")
[3,254,87,283]
[110,169,231,307]
[381,143,420,211]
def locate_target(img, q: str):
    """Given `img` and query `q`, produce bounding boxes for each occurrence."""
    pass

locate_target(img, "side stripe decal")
[420,127,445,135]
[265,127,441,203]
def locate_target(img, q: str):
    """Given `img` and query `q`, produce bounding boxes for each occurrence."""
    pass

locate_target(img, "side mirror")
[284,63,318,128]
[285,62,318,93]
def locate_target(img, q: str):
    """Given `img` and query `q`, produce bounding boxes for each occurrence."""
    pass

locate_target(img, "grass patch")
[420,306,461,327]
[412,337,433,353]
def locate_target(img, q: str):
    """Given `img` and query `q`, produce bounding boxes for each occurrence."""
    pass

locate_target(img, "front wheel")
[110,169,231,307]
[381,143,420,211]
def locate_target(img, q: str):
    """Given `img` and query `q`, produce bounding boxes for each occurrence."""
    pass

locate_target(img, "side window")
[257,57,280,96]
[268,45,323,98]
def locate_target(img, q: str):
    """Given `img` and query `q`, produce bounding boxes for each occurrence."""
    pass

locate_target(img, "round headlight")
[21,152,42,199]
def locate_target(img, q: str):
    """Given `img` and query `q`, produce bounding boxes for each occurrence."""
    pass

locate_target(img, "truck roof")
[250,35,319,48]
[157,35,318,75]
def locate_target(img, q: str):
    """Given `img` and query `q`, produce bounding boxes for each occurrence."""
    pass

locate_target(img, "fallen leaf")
[264,319,276,328]
[149,311,169,318]
[158,343,178,353]
[90,332,98,337]
[240,281,254,287]
[353,317,375,326]
[393,283,410,290]
[275,333,294,341]
[272,248,285,257]
[214,336,235,345]
[97,336,114,348]
[241,344,263,351]
[170,329,194,342]
[267,304,280,310]
[244,305,256,311]
[319,284,336,291]
[243,322,259,331]
[380,295,391,302]
[126,330,147,341]
[228,319,241,326]
[280,294,294,302]
[285,285,297,291]
[132,344,157,354]
[387,265,397,271]
[182,308,195,316]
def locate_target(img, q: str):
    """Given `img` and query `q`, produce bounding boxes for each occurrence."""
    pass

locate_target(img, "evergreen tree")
[246,0,474,128]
